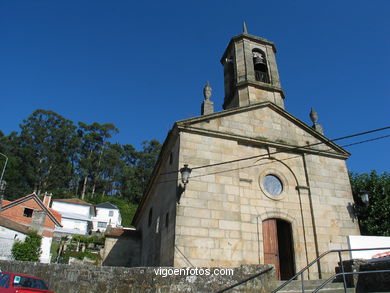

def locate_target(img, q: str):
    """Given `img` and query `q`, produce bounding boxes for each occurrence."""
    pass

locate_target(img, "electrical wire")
[159,126,390,177]
[155,126,390,185]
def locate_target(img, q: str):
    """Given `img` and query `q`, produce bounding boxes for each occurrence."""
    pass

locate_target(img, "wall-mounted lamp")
[180,164,192,186]
[348,191,370,221]
[359,192,369,205]
[177,164,192,204]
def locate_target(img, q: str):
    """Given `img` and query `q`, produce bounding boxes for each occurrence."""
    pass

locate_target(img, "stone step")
[276,289,355,293]
[273,279,353,292]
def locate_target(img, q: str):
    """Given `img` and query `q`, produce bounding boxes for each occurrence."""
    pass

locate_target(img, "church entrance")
[262,218,295,280]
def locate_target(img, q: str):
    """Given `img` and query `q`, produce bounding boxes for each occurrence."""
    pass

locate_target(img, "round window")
[263,174,283,196]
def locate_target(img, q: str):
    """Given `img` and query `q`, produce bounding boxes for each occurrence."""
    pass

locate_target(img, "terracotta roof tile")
[49,209,62,224]
[105,227,136,237]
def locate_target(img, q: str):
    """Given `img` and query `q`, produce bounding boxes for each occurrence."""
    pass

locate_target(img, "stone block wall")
[0,260,274,293]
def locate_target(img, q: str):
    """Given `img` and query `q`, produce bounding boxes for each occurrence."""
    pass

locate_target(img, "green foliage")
[60,250,101,264]
[0,109,161,206]
[11,231,42,261]
[350,170,390,236]
[72,234,105,245]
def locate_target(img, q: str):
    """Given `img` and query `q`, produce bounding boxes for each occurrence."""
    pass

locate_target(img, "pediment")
[176,102,349,158]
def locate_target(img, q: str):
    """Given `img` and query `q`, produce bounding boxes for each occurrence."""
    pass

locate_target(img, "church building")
[131,25,360,280]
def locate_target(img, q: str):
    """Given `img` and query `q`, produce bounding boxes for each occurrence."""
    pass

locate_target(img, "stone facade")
[132,29,360,280]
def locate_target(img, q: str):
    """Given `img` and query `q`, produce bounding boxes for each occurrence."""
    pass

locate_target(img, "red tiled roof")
[105,227,136,237]
[2,200,12,206]
[53,198,93,206]
[1,193,62,227]
[49,208,62,223]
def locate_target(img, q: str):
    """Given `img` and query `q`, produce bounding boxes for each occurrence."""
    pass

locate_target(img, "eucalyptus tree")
[19,109,78,195]
[77,122,118,199]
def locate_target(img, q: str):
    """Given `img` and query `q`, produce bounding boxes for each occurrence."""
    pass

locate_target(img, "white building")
[51,198,95,236]
[92,202,122,232]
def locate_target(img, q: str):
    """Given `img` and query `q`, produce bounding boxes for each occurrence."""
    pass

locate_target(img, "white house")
[51,198,95,236]
[92,202,122,232]
[0,217,28,261]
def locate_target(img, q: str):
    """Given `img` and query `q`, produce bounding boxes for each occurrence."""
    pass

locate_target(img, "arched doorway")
[263,218,295,280]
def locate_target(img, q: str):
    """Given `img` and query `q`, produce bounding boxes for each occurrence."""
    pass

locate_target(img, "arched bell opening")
[253,49,270,83]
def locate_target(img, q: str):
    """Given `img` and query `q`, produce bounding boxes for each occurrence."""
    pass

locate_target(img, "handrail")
[215,266,273,293]
[312,269,390,293]
[271,247,390,293]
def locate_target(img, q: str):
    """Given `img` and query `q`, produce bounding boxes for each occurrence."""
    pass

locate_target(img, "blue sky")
[0,0,389,174]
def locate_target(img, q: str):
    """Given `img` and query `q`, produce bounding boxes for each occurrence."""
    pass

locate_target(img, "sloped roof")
[53,198,93,206]
[176,101,350,158]
[0,216,30,234]
[59,211,92,221]
[96,202,119,210]
[2,193,62,227]
[105,226,136,237]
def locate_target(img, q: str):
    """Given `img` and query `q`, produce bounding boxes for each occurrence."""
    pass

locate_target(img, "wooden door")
[263,219,280,279]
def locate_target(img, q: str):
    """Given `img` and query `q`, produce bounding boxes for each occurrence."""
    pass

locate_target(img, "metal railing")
[272,247,390,293]
[215,266,273,293]
[313,269,390,293]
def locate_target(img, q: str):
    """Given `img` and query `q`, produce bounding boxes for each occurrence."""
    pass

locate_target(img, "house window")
[109,211,114,217]
[23,208,34,218]
[98,222,107,228]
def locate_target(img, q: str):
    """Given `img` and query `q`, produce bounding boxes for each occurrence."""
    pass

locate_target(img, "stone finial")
[243,22,248,34]
[203,81,212,100]
[309,107,324,134]
[309,108,318,124]
[201,81,214,115]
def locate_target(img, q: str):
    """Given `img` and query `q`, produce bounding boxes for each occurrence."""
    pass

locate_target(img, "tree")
[19,109,78,195]
[350,170,390,236]
[77,122,118,199]
[11,231,42,261]
[124,140,161,203]
[0,109,161,205]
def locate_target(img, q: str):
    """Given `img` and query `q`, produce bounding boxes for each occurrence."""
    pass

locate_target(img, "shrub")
[11,231,42,261]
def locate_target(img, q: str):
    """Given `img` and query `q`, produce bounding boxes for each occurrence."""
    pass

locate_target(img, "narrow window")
[109,211,114,217]
[165,212,169,228]
[148,208,153,227]
[253,49,270,83]
[23,208,33,218]
[156,216,160,234]
[169,152,173,165]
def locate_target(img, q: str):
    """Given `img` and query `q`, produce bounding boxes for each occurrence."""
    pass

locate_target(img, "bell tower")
[221,24,285,109]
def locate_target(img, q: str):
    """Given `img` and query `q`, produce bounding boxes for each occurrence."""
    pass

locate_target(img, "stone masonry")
[131,27,360,280]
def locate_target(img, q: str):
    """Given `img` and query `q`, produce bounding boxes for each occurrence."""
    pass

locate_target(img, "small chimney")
[31,210,46,234]
[43,193,52,208]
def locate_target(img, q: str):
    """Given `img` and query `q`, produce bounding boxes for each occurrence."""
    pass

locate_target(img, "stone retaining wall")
[0,260,274,293]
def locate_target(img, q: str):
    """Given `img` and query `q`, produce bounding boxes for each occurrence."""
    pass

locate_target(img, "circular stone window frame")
[259,169,289,201]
